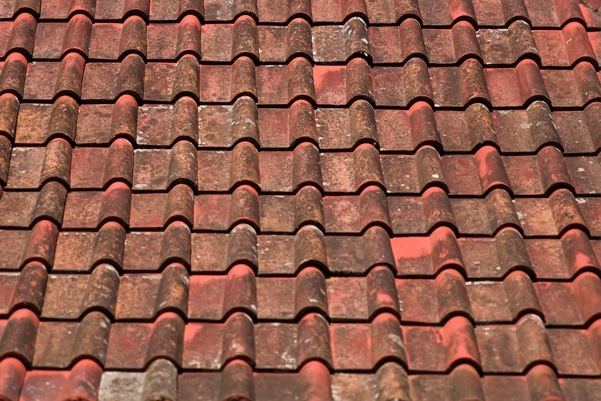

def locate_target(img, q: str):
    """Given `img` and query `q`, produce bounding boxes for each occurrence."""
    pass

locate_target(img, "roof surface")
[1,0,601,400]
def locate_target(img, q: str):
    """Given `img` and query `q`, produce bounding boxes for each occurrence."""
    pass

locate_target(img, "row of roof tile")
[2,0,600,28]
[2,358,597,401]
[1,183,600,235]
[4,15,601,68]
[2,306,601,374]
[6,95,601,154]
[3,54,601,107]
[1,222,600,279]
[2,261,601,326]
[5,140,601,196]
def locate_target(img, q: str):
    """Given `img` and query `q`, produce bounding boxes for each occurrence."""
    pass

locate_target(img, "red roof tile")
[2,0,601,400]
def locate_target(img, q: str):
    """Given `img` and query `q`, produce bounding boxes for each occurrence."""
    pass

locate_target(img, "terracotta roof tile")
[62,182,131,229]
[14,97,601,153]
[0,308,38,364]
[98,358,177,401]
[0,262,46,317]
[17,359,103,401]
[53,223,126,272]
[42,264,119,319]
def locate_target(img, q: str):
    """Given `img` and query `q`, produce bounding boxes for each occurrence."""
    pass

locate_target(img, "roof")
[0,0,601,400]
